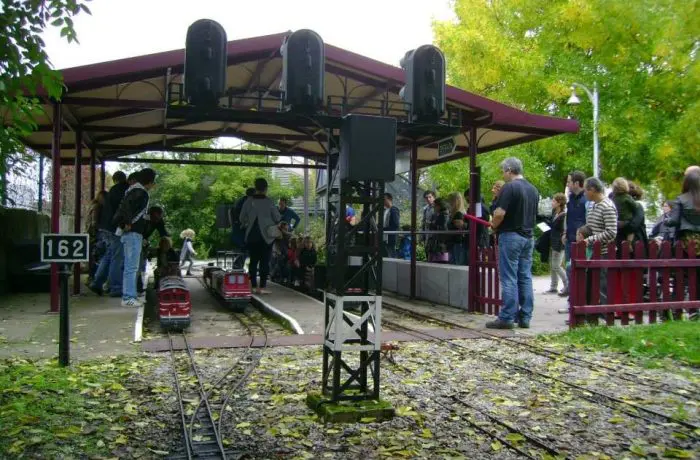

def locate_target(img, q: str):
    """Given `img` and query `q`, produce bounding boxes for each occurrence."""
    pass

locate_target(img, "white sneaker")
[121,298,142,308]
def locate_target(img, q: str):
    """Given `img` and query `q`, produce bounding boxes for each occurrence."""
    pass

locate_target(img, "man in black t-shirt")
[487,157,539,329]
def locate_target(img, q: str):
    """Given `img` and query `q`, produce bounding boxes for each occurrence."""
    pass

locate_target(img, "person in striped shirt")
[582,177,618,304]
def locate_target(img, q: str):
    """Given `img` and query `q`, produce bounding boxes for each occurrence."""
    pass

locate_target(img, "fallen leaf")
[505,433,525,443]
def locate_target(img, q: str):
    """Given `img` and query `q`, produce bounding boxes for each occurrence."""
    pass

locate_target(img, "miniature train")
[202,251,251,311]
[152,244,192,330]
[157,272,192,330]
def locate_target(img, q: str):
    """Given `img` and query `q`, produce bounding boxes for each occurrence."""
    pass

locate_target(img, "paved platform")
[0,272,569,359]
[252,282,325,334]
[0,289,140,360]
[382,275,569,335]
[249,276,567,337]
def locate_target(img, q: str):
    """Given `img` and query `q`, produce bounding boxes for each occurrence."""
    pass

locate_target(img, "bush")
[531,248,550,276]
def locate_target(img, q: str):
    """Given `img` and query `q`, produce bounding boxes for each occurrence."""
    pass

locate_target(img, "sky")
[43,0,456,70]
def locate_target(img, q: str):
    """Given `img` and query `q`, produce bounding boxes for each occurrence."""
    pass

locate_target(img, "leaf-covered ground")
[1,339,698,459]
[0,355,176,458]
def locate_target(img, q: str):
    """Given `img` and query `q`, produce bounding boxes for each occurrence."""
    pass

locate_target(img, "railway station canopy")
[23,31,579,165]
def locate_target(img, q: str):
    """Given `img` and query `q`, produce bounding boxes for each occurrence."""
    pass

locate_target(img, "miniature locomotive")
[203,251,251,311]
[157,274,192,330]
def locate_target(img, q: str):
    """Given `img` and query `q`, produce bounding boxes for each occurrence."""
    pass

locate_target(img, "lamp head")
[567,88,581,105]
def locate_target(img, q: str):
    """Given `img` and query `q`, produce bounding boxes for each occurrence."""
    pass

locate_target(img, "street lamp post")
[567,82,600,178]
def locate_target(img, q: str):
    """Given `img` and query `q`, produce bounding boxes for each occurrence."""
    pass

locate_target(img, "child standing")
[298,237,317,290]
[179,229,197,276]
[287,237,299,285]
[398,224,412,261]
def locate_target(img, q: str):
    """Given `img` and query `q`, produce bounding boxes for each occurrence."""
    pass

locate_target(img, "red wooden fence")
[569,240,699,328]
[472,246,502,315]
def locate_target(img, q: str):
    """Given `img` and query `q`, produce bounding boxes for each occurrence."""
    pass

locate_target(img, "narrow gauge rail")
[217,312,269,434]
[174,278,269,458]
[167,313,269,460]
[389,360,568,459]
[168,332,227,460]
[383,303,699,400]
[382,318,699,443]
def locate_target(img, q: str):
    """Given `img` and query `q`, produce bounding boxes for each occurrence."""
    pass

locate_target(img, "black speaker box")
[280,29,325,112]
[339,114,397,181]
[184,19,228,107]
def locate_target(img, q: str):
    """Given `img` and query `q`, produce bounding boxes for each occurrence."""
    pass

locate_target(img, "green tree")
[1,0,91,203]
[430,0,699,199]
[136,146,303,257]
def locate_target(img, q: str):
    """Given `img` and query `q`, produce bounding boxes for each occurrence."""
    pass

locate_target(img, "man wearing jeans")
[112,168,157,307]
[89,171,128,297]
[487,157,539,329]
[560,170,588,297]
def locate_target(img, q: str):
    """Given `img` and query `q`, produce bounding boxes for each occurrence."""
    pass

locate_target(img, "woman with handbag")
[240,178,281,294]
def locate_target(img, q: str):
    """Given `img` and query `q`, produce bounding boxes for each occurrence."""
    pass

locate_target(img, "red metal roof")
[25,31,578,165]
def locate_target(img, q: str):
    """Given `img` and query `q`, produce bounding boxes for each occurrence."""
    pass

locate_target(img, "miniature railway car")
[203,255,251,311]
[158,275,192,330]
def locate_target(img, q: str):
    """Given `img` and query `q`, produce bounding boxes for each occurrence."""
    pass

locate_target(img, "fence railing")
[473,246,501,315]
[569,240,699,328]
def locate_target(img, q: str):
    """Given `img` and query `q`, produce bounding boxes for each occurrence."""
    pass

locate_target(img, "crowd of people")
[383,188,492,264]
[229,178,317,295]
[485,157,700,329]
[85,168,162,308]
[84,161,700,323]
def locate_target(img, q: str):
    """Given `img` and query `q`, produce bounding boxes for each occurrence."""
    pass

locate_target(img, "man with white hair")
[582,177,618,304]
[685,165,700,176]
[488,157,540,329]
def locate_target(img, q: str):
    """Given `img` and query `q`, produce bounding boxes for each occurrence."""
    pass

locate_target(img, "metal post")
[58,263,71,366]
[409,143,418,299]
[38,156,44,212]
[303,158,309,234]
[467,126,478,312]
[571,82,600,178]
[100,160,106,191]
[592,82,599,179]
[1,157,6,207]
[73,130,83,295]
[89,147,96,199]
[50,102,62,313]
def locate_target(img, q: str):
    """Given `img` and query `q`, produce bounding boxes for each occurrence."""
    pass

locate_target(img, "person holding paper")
[487,157,540,330]
[547,193,568,294]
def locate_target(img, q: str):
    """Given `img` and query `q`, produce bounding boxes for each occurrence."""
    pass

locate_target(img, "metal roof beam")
[97,145,323,158]
[84,125,319,141]
[107,157,324,169]
[80,107,156,124]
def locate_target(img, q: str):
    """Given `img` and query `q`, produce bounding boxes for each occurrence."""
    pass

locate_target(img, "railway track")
[383,302,700,400]
[168,332,227,459]
[382,318,699,445]
[167,312,269,459]
[388,359,569,459]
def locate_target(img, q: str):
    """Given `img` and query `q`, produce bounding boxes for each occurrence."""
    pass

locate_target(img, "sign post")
[41,233,90,367]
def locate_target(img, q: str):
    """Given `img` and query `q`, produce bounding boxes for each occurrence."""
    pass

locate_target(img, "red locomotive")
[157,275,192,330]
[152,238,192,330]
[203,251,251,311]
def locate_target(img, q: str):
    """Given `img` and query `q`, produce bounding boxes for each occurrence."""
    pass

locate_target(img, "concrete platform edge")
[250,294,305,335]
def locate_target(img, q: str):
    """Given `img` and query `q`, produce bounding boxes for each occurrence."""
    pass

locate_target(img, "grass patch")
[540,320,700,367]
